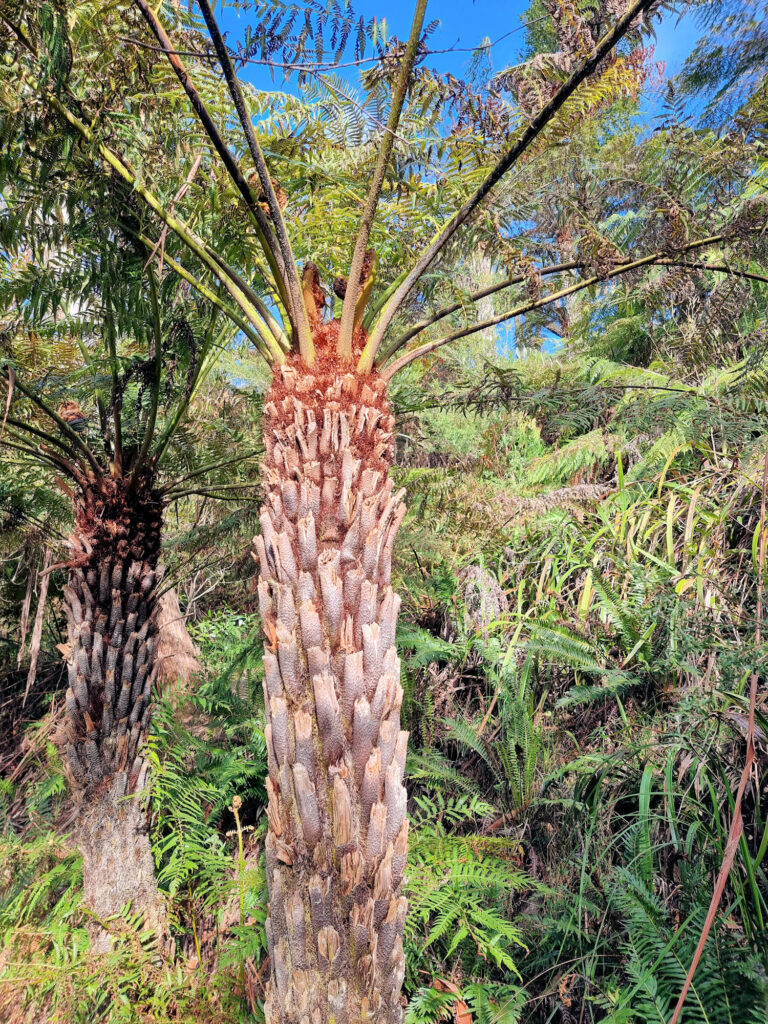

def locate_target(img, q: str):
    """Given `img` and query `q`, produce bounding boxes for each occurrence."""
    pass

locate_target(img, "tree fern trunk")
[55,474,165,946]
[156,586,202,690]
[76,764,164,953]
[257,354,408,1024]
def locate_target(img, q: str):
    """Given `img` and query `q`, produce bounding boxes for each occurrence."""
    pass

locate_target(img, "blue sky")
[220,0,699,97]
[217,0,702,362]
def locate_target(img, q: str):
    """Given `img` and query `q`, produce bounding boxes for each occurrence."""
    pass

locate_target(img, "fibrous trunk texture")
[54,475,165,939]
[156,586,202,690]
[78,764,166,953]
[256,355,408,1024]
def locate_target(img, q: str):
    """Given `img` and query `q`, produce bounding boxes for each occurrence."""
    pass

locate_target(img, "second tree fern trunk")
[59,476,163,791]
[54,475,166,945]
[257,355,409,1024]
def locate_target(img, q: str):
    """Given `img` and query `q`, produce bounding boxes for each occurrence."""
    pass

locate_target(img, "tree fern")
[406,793,540,985]
[145,666,268,911]
[610,866,768,1024]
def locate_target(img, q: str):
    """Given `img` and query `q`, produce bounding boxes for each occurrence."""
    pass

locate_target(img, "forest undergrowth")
[2,0,768,1020]
[3,342,768,1023]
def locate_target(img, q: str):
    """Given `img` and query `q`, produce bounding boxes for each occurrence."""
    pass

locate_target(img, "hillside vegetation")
[1,0,767,1021]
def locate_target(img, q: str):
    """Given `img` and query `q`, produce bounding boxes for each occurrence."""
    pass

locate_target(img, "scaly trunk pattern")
[257,341,408,1024]
[55,474,165,941]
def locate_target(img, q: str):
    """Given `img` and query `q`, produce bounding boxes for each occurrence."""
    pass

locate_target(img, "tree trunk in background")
[22,546,53,706]
[54,474,166,948]
[256,350,409,1024]
[156,586,202,691]
[77,763,165,953]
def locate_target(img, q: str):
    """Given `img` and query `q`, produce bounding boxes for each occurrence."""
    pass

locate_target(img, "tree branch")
[2,434,87,487]
[660,260,768,285]
[360,0,656,370]
[166,486,253,501]
[381,235,738,379]
[381,260,582,358]
[143,152,202,276]
[150,315,233,468]
[137,234,273,360]
[4,414,81,462]
[201,242,289,350]
[11,376,102,476]
[125,218,277,362]
[161,450,261,495]
[43,90,286,363]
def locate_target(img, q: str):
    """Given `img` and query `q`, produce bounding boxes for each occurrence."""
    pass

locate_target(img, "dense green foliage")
[2,0,768,1021]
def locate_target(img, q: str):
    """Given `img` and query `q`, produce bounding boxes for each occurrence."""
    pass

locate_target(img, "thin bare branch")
[140,237,274,361]
[0,367,14,442]
[126,215,278,357]
[22,546,53,707]
[143,152,202,275]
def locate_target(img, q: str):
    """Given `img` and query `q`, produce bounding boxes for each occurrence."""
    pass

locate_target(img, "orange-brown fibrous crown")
[266,319,393,480]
